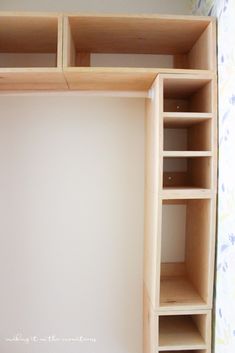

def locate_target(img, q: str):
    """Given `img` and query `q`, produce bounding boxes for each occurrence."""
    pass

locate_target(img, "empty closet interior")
[0,11,217,353]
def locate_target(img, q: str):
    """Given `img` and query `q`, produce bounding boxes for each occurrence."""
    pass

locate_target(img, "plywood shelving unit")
[144,70,216,353]
[0,11,217,353]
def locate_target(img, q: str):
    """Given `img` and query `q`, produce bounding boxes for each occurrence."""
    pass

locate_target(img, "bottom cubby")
[158,313,209,351]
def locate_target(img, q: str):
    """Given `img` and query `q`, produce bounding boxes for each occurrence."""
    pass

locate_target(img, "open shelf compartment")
[64,14,214,70]
[158,313,209,351]
[164,114,212,152]
[160,198,213,310]
[63,14,215,90]
[0,13,62,68]
[163,76,213,113]
[163,156,211,189]
[0,13,66,89]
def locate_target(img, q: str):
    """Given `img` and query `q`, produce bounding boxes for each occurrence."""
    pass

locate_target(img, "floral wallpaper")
[192,1,235,352]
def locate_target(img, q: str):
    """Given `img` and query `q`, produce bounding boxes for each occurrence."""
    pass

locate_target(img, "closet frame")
[0,12,217,353]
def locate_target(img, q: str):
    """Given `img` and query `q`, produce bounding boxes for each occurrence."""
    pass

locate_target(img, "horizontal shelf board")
[164,112,212,127]
[163,151,212,157]
[161,351,200,353]
[64,67,214,91]
[0,68,62,72]
[159,316,206,351]
[161,187,213,199]
[160,276,206,310]
[0,68,67,90]
[0,67,215,91]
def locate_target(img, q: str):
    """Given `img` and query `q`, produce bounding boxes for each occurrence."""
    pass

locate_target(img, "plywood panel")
[0,13,59,53]
[159,315,206,351]
[66,14,211,55]
[0,69,67,90]
[160,276,206,310]
[185,199,212,304]
[144,76,163,309]
[188,22,216,71]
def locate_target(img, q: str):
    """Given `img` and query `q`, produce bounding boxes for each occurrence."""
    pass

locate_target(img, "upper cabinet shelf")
[0,12,67,90]
[63,13,216,90]
[0,12,216,91]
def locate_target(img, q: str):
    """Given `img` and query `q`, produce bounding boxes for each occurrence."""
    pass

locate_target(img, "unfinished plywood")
[63,67,212,91]
[0,69,67,90]
[163,75,213,113]
[144,76,163,309]
[164,112,212,128]
[66,14,211,55]
[164,116,212,151]
[145,71,216,353]
[63,14,215,71]
[0,13,66,89]
[163,151,211,157]
[0,12,216,90]
[63,13,216,89]
[160,276,205,310]
[0,11,217,353]
[159,314,208,351]
[159,198,214,311]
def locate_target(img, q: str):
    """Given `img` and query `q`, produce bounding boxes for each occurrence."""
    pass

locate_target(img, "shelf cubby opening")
[0,14,60,68]
[64,15,214,70]
[160,199,212,309]
[163,156,211,189]
[159,314,207,351]
[164,116,212,152]
[163,77,212,113]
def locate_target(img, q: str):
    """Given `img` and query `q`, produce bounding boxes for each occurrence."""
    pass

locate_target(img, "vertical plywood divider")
[144,76,161,307]
[188,21,216,70]
[144,75,163,353]
[63,16,76,67]
[57,15,64,68]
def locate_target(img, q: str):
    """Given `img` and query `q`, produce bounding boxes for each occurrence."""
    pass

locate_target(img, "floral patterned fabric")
[191,1,235,352]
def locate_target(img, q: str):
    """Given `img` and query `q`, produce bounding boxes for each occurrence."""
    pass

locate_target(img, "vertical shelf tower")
[144,21,217,353]
[0,12,217,353]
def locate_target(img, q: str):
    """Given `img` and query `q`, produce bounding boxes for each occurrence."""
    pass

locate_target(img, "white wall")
[0,96,145,353]
[0,1,190,353]
[0,0,190,14]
